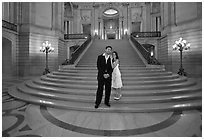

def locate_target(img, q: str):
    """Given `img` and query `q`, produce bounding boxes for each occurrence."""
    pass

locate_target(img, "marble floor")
[2,75,202,137]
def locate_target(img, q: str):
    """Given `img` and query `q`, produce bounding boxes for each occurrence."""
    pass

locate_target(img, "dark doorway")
[107,34,115,39]
[132,22,141,32]
[82,24,91,35]
[2,37,12,76]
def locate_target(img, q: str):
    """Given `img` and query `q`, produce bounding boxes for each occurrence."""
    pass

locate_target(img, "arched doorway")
[103,8,119,40]
[2,37,12,77]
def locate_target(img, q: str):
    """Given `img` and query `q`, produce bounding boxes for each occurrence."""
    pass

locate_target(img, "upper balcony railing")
[131,32,161,38]
[64,34,90,40]
[2,20,17,32]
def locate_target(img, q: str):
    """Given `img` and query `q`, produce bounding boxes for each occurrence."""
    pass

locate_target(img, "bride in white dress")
[111,51,123,100]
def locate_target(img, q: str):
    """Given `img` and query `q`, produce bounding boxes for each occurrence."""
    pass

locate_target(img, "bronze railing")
[62,34,91,65]
[2,20,17,32]
[131,32,161,38]
[64,34,90,39]
[142,44,161,65]
[130,35,161,65]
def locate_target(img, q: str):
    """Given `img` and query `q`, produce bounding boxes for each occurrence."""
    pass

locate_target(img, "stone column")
[145,2,151,31]
[126,3,130,35]
[98,17,102,39]
[73,4,78,33]
[64,21,67,34]
[119,16,124,39]
[101,19,104,39]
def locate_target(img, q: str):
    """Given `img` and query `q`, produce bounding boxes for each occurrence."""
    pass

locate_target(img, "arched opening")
[2,37,12,77]
[103,8,119,39]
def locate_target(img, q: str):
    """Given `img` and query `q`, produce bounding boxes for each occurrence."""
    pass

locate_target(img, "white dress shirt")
[103,53,110,63]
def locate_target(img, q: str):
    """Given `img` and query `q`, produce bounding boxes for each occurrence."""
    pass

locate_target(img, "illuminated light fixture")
[150,51,154,57]
[104,9,118,15]
[94,30,98,35]
[124,29,128,35]
[172,37,190,76]
[40,41,54,75]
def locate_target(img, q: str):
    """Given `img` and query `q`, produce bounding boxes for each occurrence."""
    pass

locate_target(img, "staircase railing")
[2,20,17,32]
[64,34,90,39]
[131,32,161,38]
[130,35,161,65]
[142,44,161,65]
[62,34,91,65]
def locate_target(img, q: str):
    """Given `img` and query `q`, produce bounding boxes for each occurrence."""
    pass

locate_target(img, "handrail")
[131,32,161,38]
[2,20,17,32]
[142,44,161,65]
[64,34,89,39]
[130,35,150,62]
[62,34,91,65]
[130,35,161,65]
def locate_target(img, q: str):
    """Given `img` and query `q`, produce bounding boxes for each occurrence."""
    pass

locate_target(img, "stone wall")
[159,2,202,77]
[17,2,65,76]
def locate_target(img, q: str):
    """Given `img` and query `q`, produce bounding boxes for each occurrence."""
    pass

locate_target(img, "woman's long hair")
[112,51,119,62]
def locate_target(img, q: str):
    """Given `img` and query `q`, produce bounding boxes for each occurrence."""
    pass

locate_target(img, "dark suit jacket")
[97,54,113,80]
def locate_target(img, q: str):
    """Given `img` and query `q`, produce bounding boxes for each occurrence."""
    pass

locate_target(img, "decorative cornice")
[72,3,78,9]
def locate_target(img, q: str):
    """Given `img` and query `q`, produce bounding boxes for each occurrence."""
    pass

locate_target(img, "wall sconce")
[172,37,190,76]
[40,41,54,75]
[124,29,128,35]
[150,50,154,57]
[94,30,98,35]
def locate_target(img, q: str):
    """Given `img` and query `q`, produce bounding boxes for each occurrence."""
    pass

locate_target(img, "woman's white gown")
[112,63,123,88]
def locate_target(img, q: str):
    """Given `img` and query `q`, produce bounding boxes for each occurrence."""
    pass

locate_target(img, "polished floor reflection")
[2,76,202,137]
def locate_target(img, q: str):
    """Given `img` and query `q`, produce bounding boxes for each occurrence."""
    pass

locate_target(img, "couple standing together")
[95,46,123,109]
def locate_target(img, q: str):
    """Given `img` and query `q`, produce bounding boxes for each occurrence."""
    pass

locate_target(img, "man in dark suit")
[95,46,113,109]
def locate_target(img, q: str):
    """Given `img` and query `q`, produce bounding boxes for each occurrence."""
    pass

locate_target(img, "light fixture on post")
[94,30,98,36]
[40,41,54,75]
[124,29,128,35]
[172,37,190,76]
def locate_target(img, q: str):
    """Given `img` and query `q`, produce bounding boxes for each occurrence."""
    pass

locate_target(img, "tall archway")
[98,5,123,40]
[103,8,119,39]
[2,37,12,77]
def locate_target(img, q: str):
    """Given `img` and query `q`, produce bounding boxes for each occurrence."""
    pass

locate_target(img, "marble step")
[25,79,200,95]
[40,75,188,85]
[46,73,179,81]
[31,78,196,90]
[78,59,144,62]
[61,66,164,70]
[58,69,166,73]
[51,71,173,77]
[75,65,147,68]
[78,61,144,63]
[77,65,146,67]
[78,63,145,66]
[8,86,202,113]
[17,84,201,104]
[62,66,162,70]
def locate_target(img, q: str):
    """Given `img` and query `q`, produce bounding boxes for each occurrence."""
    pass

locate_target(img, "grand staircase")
[8,39,202,113]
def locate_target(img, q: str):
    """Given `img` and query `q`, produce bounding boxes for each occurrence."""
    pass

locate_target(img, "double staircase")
[9,39,202,112]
